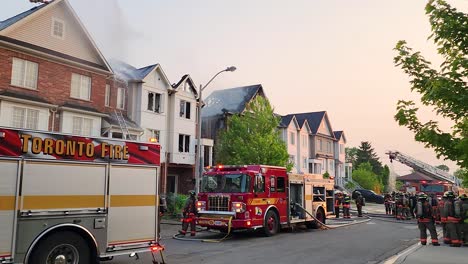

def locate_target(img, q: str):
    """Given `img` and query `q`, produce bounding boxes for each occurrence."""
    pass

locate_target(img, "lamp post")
[195,66,236,194]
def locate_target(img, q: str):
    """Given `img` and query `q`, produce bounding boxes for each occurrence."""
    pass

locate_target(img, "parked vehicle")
[195,165,335,236]
[352,189,384,204]
[0,127,163,264]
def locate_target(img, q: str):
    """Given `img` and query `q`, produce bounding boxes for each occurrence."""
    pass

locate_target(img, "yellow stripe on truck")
[110,195,156,207]
[0,196,15,211]
[22,195,105,210]
[249,198,278,205]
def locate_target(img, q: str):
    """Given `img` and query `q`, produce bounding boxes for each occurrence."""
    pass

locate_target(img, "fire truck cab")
[196,165,334,236]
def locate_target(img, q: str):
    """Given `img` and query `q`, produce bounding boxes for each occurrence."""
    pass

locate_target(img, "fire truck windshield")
[201,173,251,193]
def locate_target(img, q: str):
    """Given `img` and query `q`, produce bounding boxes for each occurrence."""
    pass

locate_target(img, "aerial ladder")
[386,150,458,185]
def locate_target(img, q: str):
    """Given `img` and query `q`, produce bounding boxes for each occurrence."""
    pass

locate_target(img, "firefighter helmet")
[188,190,196,196]
[418,193,428,200]
[444,191,455,198]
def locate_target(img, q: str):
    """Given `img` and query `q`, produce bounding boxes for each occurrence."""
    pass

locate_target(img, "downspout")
[50,107,58,132]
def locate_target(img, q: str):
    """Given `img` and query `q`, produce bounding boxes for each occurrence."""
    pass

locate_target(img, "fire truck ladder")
[386,150,457,185]
[114,109,130,139]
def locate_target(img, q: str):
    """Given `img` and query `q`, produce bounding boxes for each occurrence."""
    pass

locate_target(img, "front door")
[167,175,178,194]
[0,159,19,261]
[269,174,288,223]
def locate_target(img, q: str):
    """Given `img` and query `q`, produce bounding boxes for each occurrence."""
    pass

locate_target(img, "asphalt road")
[108,216,420,264]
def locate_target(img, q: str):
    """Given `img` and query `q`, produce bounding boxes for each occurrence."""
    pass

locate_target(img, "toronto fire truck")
[195,165,335,236]
[0,127,163,264]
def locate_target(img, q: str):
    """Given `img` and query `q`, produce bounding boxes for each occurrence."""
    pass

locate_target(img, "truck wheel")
[28,231,95,264]
[263,210,279,236]
[313,208,326,229]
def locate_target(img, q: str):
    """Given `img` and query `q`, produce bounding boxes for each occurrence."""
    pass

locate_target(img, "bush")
[323,171,330,179]
[165,193,188,217]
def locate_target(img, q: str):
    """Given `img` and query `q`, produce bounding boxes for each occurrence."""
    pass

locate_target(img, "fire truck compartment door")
[0,159,19,260]
[108,165,158,247]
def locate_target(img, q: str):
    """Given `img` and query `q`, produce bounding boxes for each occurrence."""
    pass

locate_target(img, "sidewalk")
[388,243,468,264]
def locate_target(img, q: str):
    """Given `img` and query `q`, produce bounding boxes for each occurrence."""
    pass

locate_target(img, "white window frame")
[290,132,295,145]
[302,135,307,147]
[51,17,65,39]
[70,73,91,101]
[11,106,39,130]
[303,157,308,169]
[105,84,110,107]
[178,134,190,153]
[117,88,125,109]
[328,142,332,153]
[318,139,323,151]
[289,155,295,165]
[147,91,163,113]
[11,58,38,90]
[72,116,93,136]
[179,100,191,119]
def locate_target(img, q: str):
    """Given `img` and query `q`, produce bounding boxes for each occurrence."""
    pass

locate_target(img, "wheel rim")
[316,211,324,223]
[47,244,79,264]
[267,215,276,232]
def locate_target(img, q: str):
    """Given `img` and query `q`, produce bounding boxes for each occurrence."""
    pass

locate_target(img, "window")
[303,157,308,169]
[147,92,163,113]
[302,135,307,147]
[289,155,295,165]
[178,134,190,152]
[117,88,125,109]
[11,107,38,129]
[277,177,285,192]
[270,176,276,192]
[179,100,191,119]
[340,144,344,154]
[290,132,295,145]
[71,73,91,100]
[52,18,65,39]
[11,58,38,89]
[72,116,93,136]
[147,129,160,142]
[105,84,110,107]
[329,160,334,172]
[318,139,322,151]
[254,174,265,193]
[327,142,332,153]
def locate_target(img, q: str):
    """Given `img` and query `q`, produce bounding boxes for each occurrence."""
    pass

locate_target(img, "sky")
[1,0,467,175]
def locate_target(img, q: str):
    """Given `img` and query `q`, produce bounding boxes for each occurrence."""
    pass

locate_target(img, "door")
[167,175,178,194]
[0,159,19,260]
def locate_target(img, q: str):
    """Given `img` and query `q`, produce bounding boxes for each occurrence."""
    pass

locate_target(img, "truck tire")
[313,208,326,229]
[28,231,95,264]
[263,210,279,236]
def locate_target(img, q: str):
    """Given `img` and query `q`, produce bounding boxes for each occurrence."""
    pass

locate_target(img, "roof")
[397,171,435,182]
[279,114,295,128]
[202,84,264,117]
[172,74,198,96]
[103,112,143,131]
[0,90,52,104]
[334,131,343,140]
[62,102,101,114]
[0,3,47,31]
[293,111,326,134]
[109,59,167,84]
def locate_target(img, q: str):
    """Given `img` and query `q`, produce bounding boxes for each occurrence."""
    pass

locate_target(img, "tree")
[436,164,450,172]
[382,165,390,192]
[215,96,291,170]
[345,147,358,166]
[352,162,383,193]
[454,168,468,188]
[355,141,383,176]
[393,1,468,182]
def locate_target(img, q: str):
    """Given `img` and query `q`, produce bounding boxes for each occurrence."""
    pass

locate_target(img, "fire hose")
[294,203,334,229]
[172,216,233,243]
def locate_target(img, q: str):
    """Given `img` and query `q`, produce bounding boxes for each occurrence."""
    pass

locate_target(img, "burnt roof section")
[0,2,48,31]
[334,131,343,140]
[294,111,326,135]
[397,171,435,181]
[0,90,52,104]
[202,84,265,117]
[103,112,142,130]
[279,114,295,128]
[109,59,157,82]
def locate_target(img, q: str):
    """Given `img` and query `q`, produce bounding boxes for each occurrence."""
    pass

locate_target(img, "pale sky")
[1,0,467,174]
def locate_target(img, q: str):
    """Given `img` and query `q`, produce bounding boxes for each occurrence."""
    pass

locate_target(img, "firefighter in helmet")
[416,192,439,246]
[180,190,197,236]
[334,191,343,218]
[460,194,468,246]
[443,191,462,247]
[354,191,365,217]
[384,193,392,215]
[438,192,449,244]
[342,193,351,218]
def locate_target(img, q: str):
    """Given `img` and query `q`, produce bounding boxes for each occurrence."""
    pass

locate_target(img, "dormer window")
[52,18,65,39]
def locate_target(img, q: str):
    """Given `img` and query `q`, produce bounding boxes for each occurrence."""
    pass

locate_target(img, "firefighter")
[342,193,351,218]
[354,191,365,217]
[444,191,462,247]
[384,193,392,215]
[460,194,468,246]
[334,191,343,218]
[409,193,417,218]
[402,193,411,220]
[180,190,197,236]
[416,193,440,246]
[438,192,449,244]
[395,193,403,220]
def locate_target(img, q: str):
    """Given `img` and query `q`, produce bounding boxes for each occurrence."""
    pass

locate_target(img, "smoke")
[69,0,141,61]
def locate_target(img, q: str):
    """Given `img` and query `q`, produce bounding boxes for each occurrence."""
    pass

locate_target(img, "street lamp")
[195,66,237,194]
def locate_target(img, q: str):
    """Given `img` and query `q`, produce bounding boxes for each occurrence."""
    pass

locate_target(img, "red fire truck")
[195,165,335,236]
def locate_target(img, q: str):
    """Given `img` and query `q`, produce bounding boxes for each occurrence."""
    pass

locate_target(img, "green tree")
[355,141,383,176]
[454,168,468,188]
[382,165,390,191]
[393,0,468,181]
[215,96,291,170]
[436,164,450,172]
[345,147,358,166]
[352,162,383,193]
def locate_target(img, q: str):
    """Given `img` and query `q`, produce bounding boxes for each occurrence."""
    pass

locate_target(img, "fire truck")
[195,165,335,236]
[0,127,163,264]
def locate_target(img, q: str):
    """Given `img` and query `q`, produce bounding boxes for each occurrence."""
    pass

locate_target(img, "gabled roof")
[398,171,435,182]
[279,114,295,128]
[109,59,170,85]
[0,0,112,73]
[294,111,327,135]
[202,84,265,117]
[172,74,198,97]
[334,131,343,140]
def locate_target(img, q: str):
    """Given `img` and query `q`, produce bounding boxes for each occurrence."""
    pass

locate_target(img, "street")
[109,213,419,264]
